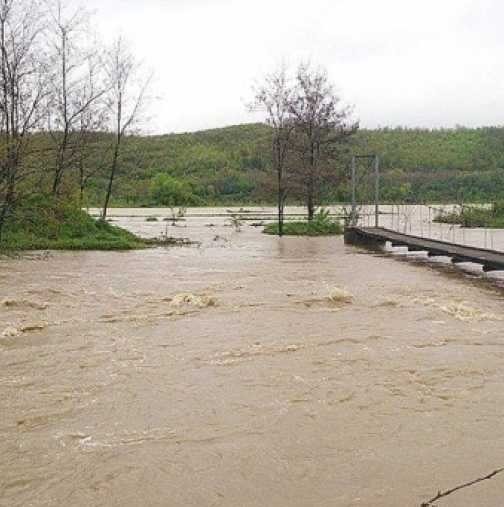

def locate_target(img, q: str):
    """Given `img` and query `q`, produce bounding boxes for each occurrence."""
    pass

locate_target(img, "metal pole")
[351,156,357,226]
[428,206,431,238]
[420,205,423,237]
[374,155,380,228]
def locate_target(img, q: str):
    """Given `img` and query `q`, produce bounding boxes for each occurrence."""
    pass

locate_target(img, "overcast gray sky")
[82,0,504,134]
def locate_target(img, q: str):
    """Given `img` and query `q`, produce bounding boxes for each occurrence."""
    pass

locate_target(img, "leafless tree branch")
[421,467,504,506]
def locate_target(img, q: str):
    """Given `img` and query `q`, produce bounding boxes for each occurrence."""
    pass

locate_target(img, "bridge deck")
[345,227,504,272]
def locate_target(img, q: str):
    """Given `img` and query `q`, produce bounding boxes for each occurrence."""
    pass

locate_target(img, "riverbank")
[1,200,147,251]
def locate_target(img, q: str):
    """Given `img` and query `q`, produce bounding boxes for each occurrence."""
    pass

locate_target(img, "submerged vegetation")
[264,209,343,236]
[435,202,504,229]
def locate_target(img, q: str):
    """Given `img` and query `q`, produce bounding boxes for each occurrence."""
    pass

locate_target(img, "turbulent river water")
[2,207,504,507]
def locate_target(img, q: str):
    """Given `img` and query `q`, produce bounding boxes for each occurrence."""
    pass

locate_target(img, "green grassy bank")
[1,199,146,251]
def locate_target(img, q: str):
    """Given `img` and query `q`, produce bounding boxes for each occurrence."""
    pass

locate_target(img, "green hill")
[82,124,504,206]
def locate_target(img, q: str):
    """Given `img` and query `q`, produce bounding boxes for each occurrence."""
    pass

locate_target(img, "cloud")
[75,0,504,133]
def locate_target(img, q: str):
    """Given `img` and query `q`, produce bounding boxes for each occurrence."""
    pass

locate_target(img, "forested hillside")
[84,124,504,206]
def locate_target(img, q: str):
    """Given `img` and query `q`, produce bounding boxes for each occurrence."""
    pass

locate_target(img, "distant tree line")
[118,124,504,209]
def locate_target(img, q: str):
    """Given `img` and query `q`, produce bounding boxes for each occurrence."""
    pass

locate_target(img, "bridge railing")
[363,204,504,253]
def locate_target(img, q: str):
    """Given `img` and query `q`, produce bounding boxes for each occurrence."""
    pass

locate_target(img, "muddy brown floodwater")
[2,209,504,507]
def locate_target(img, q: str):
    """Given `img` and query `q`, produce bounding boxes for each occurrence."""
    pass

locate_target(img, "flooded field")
[2,207,504,506]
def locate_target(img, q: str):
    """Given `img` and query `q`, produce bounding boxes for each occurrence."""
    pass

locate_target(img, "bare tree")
[76,112,110,205]
[46,0,106,196]
[101,37,151,220]
[252,65,294,236]
[0,0,49,242]
[289,63,358,220]
[75,64,110,204]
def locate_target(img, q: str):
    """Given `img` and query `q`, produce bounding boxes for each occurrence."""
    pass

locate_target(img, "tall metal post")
[351,156,357,226]
[374,155,380,228]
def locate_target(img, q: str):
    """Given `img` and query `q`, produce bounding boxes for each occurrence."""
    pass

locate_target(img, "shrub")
[150,173,201,207]
[435,204,504,229]
[264,209,343,236]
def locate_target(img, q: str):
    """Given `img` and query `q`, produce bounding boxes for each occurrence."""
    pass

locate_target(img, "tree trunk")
[278,191,284,236]
[0,205,7,245]
[78,157,85,205]
[52,168,62,196]
[0,183,14,246]
[307,168,315,221]
[307,191,314,221]
[307,142,315,221]
[52,128,70,196]
[278,164,284,237]
[102,141,120,220]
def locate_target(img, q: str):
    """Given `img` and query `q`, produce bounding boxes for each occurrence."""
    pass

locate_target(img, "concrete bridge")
[345,227,504,272]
